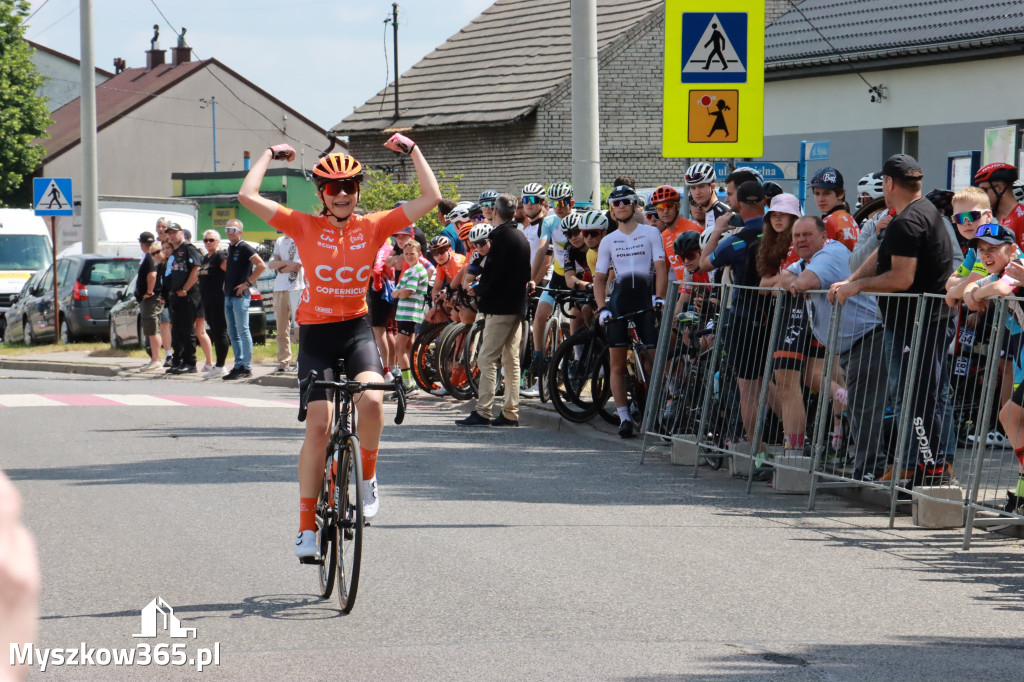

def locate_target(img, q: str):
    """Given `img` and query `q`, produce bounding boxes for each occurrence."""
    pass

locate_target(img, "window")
[902,127,919,159]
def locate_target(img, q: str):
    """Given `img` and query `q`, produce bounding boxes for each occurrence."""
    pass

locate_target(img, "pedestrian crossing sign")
[33,177,74,216]
[662,0,764,158]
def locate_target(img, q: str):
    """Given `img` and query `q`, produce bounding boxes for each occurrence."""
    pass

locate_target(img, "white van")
[0,209,53,340]
[57,196,199,257]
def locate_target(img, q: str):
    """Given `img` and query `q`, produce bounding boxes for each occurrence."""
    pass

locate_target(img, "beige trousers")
[475,313,522,420]
[273,290,300,367]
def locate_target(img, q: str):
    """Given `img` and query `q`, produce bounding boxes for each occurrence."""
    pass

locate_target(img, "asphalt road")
[3,368,1024,681]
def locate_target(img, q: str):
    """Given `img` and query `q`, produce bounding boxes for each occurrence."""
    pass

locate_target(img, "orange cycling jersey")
[824,209,859,251]
[1001,203,1024,253]
[661,218,702,281]
[435,252,467,286]
[267,205,411,325]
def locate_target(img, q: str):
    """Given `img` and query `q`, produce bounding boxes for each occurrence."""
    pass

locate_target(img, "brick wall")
[347,3,794,200]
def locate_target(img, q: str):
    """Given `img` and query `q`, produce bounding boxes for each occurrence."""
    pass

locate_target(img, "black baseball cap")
[882,154,923,180]
[737,180,765,204]
[969,223,1016,247]
[165,222,183,232]
[139,231,155,244]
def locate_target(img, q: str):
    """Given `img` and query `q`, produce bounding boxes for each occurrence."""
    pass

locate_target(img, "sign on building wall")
[211,207,236,230]
[662,0,764,158]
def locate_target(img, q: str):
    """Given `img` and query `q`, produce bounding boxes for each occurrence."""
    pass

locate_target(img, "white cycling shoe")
[361,477,379,519]
[294,530,318,558]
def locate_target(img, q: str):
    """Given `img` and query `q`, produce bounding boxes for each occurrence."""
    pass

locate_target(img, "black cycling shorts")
[297,316,384,403]
[725,314,771,381]
[396,320,416,336]
[606,285,656,349]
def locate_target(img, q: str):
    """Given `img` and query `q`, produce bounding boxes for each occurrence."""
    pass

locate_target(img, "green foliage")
[357,168,461,241]
[0,0,52,206]
[599,184,612,210]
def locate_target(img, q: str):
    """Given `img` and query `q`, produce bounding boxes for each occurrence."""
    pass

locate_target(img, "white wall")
[31,48,111,112]
[43,63,326,197]
[765,55,1024,135]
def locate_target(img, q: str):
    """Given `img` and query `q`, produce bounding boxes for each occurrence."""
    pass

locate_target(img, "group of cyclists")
[238,131,1024,559]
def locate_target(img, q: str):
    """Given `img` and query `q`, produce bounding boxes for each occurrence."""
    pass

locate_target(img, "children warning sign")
[662,0,764,158]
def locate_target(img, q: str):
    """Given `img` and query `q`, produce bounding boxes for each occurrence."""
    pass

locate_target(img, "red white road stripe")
[0,394,298,408]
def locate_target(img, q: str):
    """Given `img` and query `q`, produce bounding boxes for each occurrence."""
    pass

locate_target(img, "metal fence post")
[807,298,843,510]
[640,282,681,464]
[887,295,928,528]
[745,289,786,493]
[691,282,729,478]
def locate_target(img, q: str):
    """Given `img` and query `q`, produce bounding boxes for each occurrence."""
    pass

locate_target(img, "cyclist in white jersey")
[685,162,730,232]
[594,186,667,438]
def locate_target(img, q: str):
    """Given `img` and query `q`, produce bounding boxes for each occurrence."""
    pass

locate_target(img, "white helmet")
[1013,179,1024,204]
[548,182,573,200]
[446,206,471,225]
[699,226,715,249]
[521,183,547,200]
[857,172,884,208]
[580,211,609,231]
[467,223,494,243]
[684,162,716,186]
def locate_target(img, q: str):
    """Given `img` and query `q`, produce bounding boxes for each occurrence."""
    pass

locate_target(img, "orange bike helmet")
[312,153,363,181]
[456,221,472,241]
[650,185,681,204]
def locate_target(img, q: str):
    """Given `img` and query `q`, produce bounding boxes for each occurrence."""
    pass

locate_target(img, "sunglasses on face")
[553,200,572,208]
[479,201,495,208]
[472,214,486,222]
[202,238,217,243]
[472,239,490,247]
[582,230,601,238]
[610,199,633,208]
[430,247,450,256]
[522,196,543,205]
[954,210,984,225]
[320,179,360,196]
[224,227,240,233]
[655,202,676,211]
[565,228,581,237]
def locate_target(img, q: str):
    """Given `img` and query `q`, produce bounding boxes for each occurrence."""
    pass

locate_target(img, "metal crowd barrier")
[640,280,1024,548]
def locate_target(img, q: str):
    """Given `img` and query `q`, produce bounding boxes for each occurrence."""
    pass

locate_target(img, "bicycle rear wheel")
[316,449,338,599]
[411,322,447,393]
[336,434,363,613]
[438,322,474,400]
[549,329,610,423]
[463,319,486,398]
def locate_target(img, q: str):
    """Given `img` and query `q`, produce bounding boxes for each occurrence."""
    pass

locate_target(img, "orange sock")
[299,497,317,532]
[361,446,378,481]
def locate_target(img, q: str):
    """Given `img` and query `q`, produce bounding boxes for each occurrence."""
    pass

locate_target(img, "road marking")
[0,394,297,408]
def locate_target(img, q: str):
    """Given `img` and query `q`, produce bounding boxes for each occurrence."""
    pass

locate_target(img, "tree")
[0,0,51,206]
[357,168,461,241]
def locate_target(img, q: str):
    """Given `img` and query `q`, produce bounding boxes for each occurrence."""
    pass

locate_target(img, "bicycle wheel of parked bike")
[437,322,475,400]
[411,322,448,393]
[335,433,363,613]
[549,328,611,423]
[625,345,648,428]
[538,319,570,404]
[463,318,486,398]
[316,448,339,599]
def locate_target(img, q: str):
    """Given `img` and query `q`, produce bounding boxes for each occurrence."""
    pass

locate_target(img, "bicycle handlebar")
[298,371,406,425]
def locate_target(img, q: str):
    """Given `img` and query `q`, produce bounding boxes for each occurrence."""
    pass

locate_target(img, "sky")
[23,0,494,130]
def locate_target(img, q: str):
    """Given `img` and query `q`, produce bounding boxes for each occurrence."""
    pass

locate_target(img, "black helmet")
[467,202,484,219]
[478,189,500,203]
[608,185,639,206]
[673,230,701,259]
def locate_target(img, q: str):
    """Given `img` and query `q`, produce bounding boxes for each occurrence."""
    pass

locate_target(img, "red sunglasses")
[320,179,360,196]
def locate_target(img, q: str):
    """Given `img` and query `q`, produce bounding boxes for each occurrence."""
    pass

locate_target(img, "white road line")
[208,397,297,408]
[93,394,184,407]
[0,394,66,407]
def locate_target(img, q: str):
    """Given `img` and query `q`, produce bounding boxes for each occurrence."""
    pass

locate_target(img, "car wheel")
[23,318,34,346]
[110,320,121,349]
[60,318,74,344]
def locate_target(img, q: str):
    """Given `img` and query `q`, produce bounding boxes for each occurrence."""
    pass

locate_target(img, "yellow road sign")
[663,0,764,158]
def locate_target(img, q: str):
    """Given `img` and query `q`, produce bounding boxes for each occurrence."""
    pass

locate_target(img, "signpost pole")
[50,216,61,346]
[797,140,807,212]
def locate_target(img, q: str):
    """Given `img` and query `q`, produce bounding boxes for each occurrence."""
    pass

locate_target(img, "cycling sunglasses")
[430,246,450,255]
[472,238,490,247]
[582,230,602,238]
[954,210,985,225]
[471,214,486,222]
[654,202,676,211]
[565,227,581,237]
[609,198,634,208]
[320,178,360,196]
[974,223,1012,240]
[553,199,572,208]
[479,201,495,208]
[522,196,544,205]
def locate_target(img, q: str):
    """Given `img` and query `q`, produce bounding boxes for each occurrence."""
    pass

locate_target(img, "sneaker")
[201,363,214,373]
[222,366,243,380]
[178,365,197,374]
[163,356,174,368]
[274,365,289,374]
[914,462,952,487]
[165,363,183,374]
[361,477,379,519]
[492,414,519,427]
[138,360,163,372]
[294,530,318,558]
[430,386,449,397]
[204,366,228,379]
[1004,491,1022,514]
[235,368,253,379]
[456,410,492,427]
[520,381,540,398]
[618,419,635,438]
[383,371,395,383]
[878,465,912,482]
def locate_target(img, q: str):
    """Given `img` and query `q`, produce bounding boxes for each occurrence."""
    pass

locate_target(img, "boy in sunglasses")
[945,187,1021,306]
[238,135,441,557]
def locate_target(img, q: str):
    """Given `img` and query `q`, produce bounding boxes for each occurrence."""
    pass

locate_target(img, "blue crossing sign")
[680,12,748,84]
[33,178,74,216]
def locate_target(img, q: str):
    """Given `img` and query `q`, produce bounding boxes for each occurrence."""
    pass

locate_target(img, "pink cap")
[765,193,802,220]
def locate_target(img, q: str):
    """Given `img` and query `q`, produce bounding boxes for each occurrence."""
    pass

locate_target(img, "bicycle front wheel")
[336,434,364,613]
[316,449,338,599]
[549,329,610,423]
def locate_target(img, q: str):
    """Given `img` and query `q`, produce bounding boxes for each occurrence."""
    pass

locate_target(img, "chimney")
[171,27,191,66]
[146,24,165,70]
[113,57,125,74]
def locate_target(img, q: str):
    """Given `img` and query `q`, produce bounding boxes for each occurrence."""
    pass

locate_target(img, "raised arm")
[384,134,441,224]
[239,144,294,223]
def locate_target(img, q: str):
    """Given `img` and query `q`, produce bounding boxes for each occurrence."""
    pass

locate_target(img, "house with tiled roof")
[38,40,329,198]
[338,0,1024,200]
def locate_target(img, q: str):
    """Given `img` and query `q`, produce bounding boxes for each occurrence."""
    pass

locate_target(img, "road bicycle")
[534,286,574,402]
[297,361,406,612]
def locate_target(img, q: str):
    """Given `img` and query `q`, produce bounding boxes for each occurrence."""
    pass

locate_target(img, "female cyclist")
[238,135,441,558]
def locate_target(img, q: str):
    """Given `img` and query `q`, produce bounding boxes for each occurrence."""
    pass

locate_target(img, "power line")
[26,4,76,38]
[27,0,52,21]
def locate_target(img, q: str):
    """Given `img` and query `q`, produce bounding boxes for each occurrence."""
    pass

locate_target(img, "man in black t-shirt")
[831,154,955,485]
[135,231,164,371]
[164,222,204,374]
[223,219,266,380]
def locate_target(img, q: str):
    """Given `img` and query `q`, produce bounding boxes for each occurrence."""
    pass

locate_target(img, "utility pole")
[211,96,218,172]
[79,0,99,253]
[570,0,600,208]
[392,3,400,120]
